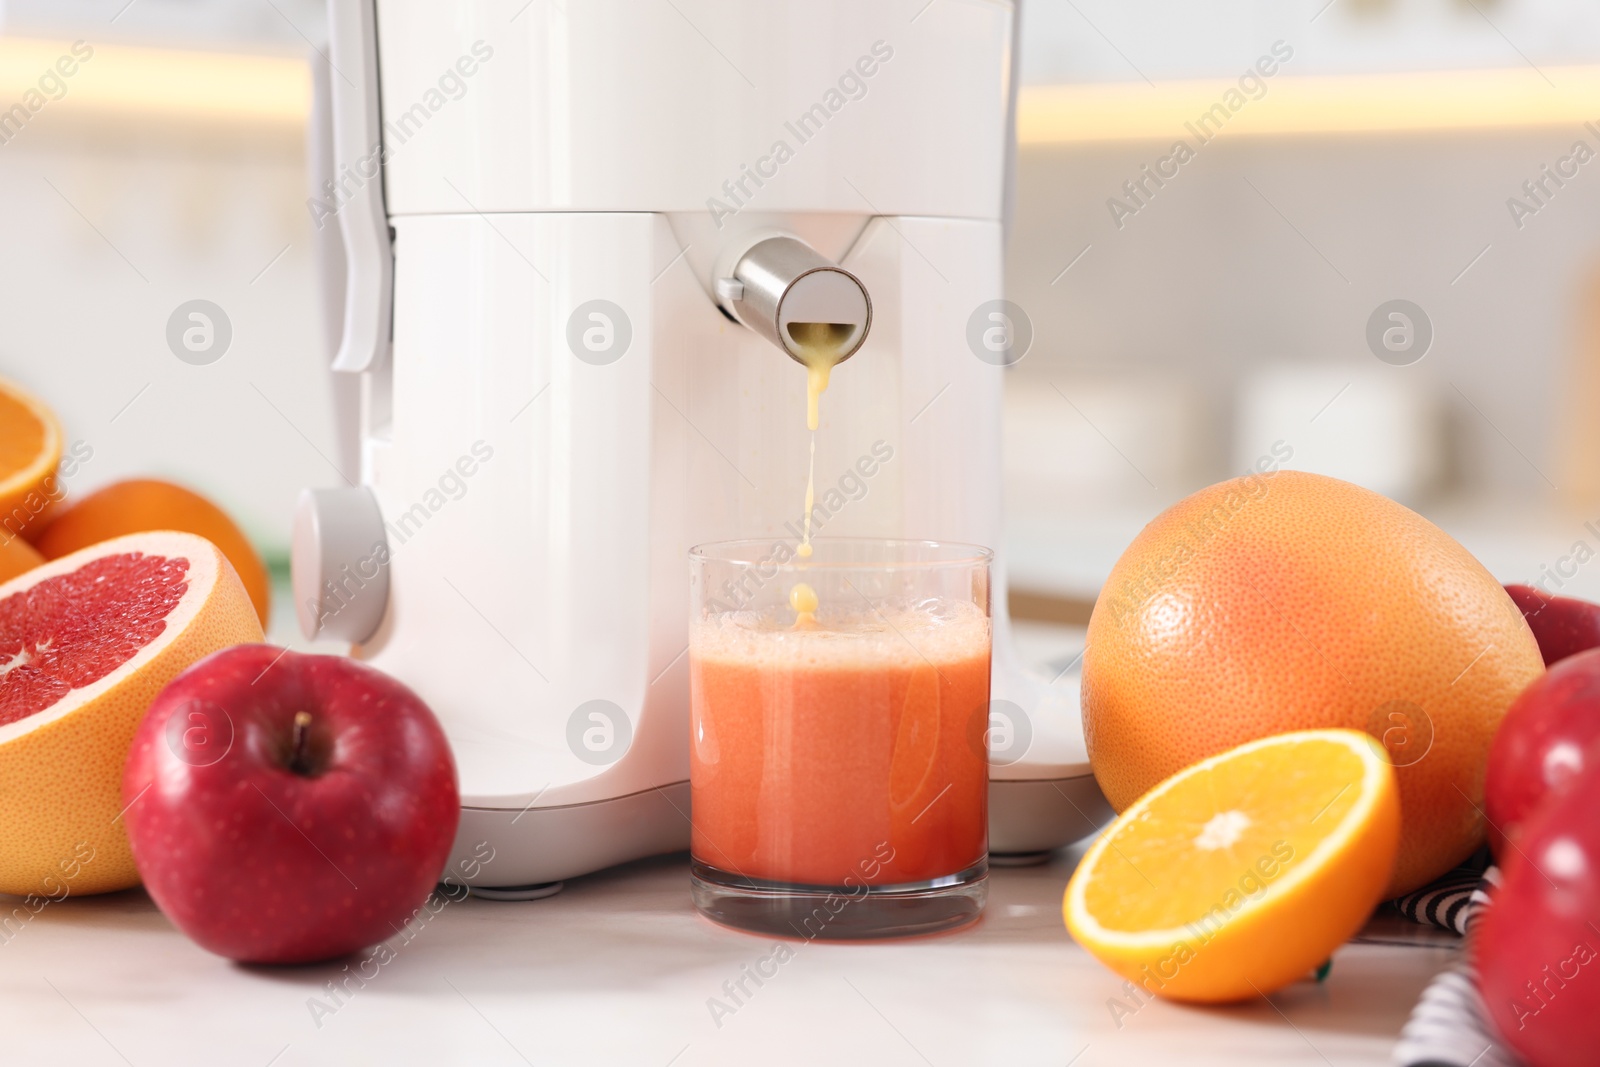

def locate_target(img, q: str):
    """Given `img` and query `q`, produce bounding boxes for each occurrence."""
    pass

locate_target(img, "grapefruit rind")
[0,530,263,896]
[1064,729,1401,1003]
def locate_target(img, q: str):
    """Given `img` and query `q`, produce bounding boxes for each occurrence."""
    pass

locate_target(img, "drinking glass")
[688,537,991,939]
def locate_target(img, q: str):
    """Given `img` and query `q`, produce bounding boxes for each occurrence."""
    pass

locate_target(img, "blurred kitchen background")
[4,0,1600,642]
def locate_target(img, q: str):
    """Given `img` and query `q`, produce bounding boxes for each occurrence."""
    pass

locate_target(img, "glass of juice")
[688,537,992,939]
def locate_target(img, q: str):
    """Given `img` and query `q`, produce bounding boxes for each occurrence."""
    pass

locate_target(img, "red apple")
[1486,648,1600,859]
[1476,769,1600,1067]
[122,645,459,964]
[1506,584,1600,667]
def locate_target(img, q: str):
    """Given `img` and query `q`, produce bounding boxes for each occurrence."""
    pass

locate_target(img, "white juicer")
[293,0,1108,893]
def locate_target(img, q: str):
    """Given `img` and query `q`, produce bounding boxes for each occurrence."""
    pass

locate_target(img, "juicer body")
[300,0,1107,890]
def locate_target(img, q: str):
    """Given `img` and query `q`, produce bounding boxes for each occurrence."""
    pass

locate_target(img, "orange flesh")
[1083,735,1365,932]
[0,392,47,482]
[690,608,990,886]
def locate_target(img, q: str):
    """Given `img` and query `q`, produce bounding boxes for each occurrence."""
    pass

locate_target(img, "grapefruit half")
[34,478,272,628]
[0,530,263,896]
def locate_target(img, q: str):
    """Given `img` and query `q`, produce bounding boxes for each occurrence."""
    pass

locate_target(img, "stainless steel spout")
[715,236,872,365]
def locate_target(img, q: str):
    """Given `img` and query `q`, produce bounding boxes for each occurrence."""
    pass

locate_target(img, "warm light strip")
[3,41,1592,141]
[0,37,310,127]
[1019,66,1600,145]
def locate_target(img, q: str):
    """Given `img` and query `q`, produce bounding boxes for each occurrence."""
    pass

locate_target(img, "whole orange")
[33,478,270,627]
[1082,470,1543,897]
[0,535,45,584]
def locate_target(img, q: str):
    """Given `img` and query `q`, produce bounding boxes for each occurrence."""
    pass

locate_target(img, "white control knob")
[291,487,390,643]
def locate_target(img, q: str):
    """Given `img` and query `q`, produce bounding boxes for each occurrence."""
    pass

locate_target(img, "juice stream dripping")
[791,327,843,629]
[798,358,831,560]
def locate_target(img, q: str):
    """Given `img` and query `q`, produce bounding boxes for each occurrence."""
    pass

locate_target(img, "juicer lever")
[325,0,392,374]
[716,236,871,365]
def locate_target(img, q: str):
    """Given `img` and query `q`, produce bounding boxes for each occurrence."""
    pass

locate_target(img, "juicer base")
[465,882,565,902]
[986,850,1054,868]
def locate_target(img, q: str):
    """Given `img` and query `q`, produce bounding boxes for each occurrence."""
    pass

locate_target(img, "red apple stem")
[289,711,314,774]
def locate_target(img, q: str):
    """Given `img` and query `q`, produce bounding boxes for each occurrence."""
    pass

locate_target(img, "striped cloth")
[1391,859,1488,936]
[1392,865,1522,1067]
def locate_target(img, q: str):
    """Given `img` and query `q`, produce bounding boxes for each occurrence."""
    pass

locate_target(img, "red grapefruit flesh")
[0,531,262,896]
[1,551,191,725]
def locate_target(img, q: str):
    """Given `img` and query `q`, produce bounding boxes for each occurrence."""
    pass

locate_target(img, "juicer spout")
[714,236,872,365]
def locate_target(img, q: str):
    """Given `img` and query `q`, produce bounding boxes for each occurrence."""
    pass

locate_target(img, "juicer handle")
[325,0,392,374]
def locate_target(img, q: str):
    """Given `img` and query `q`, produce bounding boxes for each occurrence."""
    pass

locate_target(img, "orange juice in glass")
[688,538,991,938]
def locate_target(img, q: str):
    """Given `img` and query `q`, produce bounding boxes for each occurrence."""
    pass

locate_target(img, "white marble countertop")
[88,584,1464,1066]
[1,846,1457,1067]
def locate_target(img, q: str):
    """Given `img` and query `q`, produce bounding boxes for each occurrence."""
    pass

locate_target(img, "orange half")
[0,377,63,543]
[1064,729,1401,1002]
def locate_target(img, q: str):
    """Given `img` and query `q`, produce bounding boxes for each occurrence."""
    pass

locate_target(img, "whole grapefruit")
[1082,470,1543,897]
